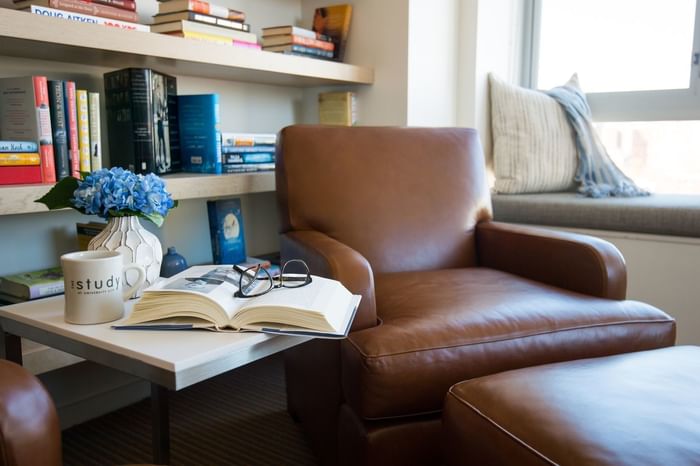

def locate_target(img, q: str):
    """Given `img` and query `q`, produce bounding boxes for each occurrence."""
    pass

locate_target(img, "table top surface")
[0,296,309,389]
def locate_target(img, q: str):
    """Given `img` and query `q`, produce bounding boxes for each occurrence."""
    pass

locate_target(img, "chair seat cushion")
[341,268,675,420]
[442,346,700,466]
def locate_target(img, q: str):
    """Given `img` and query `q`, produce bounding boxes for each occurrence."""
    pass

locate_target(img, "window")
[527,0,700,194]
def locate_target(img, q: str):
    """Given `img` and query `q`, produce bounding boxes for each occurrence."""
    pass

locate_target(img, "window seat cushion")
[491,193,700,238]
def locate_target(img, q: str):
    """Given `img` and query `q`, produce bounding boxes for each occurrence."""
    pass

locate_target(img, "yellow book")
[76,89,91,172]
[0,152,41,166]
[319,91,356,126]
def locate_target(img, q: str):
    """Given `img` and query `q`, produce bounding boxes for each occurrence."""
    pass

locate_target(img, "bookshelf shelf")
[0,9,374,86]
[0,172,276,216]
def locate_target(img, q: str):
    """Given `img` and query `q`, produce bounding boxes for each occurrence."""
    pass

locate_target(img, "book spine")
[47,0,139,22]
[47,80,70,180]
[206,201,222,264]
[178,94,222,174]
[91,0,136,12]
[0,165,43,185]
[289,35,334,51]
[221,133,277,146]
[76,89,92,172]
[63,81,80,177]
[232,40,261,50]
[222,162,274,173]
[88,92,102,170]
[29,5,150,32]
[0,141,39,152]
[223,152,275,164]
[287,44,334,59]
[221,144,276,154]
[215,17,250,32]
[184,0,245,22]
[0,153,41,166]
[33,76,57,183]
[165,74,180,173]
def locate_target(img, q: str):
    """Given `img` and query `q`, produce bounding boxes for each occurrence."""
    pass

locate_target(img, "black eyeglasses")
[233,259,312,298]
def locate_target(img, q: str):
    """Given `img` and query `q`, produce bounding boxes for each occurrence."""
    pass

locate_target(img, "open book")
[115,265,360,339]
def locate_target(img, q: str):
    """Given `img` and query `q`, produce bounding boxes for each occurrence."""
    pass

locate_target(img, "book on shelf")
[156,0,245,22]
[0,152,40,165]
[0,165,43,185]
[63,81,80,178]
[0,266,64,300]
[179,93,222,174]
[88,91,102,170]
[47,80,70,180]
[261,34,334,52]
[312,4,352,61]
[163,31,260,49]
[223,151,275,165]
[0,141,38,152]
[222,162,275,173]
[104,68,180,174]
[221,132,277,147]
[319,91,357,126]
[75,89,92,172]
[14,0,137,11]
[114,264,360,339]
[152,11,250,32]
[261,25,331,41]
[76,221,107,250]
[263,44,333,60]
[15,0,139,22]
[0,75,56,183]
[151,19,257,44]
[27,5,149,32]
[221,144,275,154]
[207,197,246,265]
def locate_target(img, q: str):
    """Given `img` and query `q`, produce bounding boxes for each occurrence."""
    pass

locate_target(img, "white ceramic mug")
[61,250,146,324]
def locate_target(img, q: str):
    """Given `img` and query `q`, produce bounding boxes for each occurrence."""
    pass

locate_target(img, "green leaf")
[141,211,165,228]
[35,177,81,211]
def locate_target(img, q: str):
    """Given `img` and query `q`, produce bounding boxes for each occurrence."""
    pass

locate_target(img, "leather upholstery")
[275,125,676,466]
[0,360,61,466]
[443,346,700,466]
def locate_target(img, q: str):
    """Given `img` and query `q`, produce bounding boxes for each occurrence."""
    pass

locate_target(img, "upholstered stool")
[442,346,700,466]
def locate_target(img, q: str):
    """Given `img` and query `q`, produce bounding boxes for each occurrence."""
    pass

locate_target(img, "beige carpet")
[62,353,316,465]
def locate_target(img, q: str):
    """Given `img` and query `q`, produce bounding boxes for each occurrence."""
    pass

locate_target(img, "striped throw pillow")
[489,73,578,194]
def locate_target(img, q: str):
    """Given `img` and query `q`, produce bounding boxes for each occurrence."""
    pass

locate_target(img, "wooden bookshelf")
[0,9,373,86]
[0,172,276,216]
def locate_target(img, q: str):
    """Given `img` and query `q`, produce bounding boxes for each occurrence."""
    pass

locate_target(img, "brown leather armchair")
[275,125,676,466]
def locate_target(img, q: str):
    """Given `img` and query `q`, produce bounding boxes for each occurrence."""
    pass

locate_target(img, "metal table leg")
[151,383,170,465]
[3,332,22,365]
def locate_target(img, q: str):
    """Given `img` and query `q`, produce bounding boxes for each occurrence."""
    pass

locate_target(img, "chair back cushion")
[276,125,492,273]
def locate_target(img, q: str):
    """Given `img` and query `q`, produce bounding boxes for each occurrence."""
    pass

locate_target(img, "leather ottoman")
[442,346,700,466]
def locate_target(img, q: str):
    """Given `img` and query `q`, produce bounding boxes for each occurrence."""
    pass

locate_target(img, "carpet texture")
[62,353,316,465]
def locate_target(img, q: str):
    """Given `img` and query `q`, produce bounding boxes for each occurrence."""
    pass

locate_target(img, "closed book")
[263,44,333,59]
[221,132,277,147]
[152,11,250,32]
[76,89,91,172]
[0,165,43,184]
[27,5,149,32]
[312,4,352,61]
[164,30,260,48]
[47,80,70,180]
[0,140,38,152]
[319,91,357,126]
[223,152,275,164]
[261,34,334,51]
[63,81,80,177]
[0,266,64,300]
[156,0,245,22]
[179,93,222,174]
[222,162,275,173]
[88,91,102,170]
[207,198,246,265]
[0,152,41,165]
[0,75,56,183]
[261,25,331,41]
[104,68,180,174]
[15,0,139,22]
[221,144,275,154]
[151,19,257,43]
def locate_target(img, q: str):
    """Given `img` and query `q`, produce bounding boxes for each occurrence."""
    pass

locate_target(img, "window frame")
[525,0,700,122]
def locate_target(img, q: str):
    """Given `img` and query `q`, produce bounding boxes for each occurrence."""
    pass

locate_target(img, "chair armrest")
[281,230,377,331]
[475,221,627,300]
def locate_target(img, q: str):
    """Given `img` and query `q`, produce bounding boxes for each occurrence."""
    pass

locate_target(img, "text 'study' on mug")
[61,250,146,325]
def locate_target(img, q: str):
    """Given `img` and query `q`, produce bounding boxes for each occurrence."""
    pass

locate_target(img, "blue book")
[207,198,246,264]
[0,140,38,152]
[178,94,222,174]
[47,80,70,180]
[221,144,276,154]
[223,152,275,164]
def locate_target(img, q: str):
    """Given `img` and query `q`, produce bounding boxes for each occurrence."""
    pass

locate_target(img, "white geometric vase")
[88,216,162,298]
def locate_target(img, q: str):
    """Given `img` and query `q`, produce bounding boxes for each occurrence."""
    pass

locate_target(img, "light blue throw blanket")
[545,79,649,198]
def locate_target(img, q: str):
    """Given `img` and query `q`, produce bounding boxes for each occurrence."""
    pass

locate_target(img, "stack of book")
[0,76,101,185]
[261,25,334,60]
[14,0,148,32]
[221,132,276,173]
[0,266,64,304]
[151,0,259,49]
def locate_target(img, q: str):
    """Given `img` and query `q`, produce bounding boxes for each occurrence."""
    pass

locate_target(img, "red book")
[33,76,57,183]
[63,81,80,178]
[0,165,43,185]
